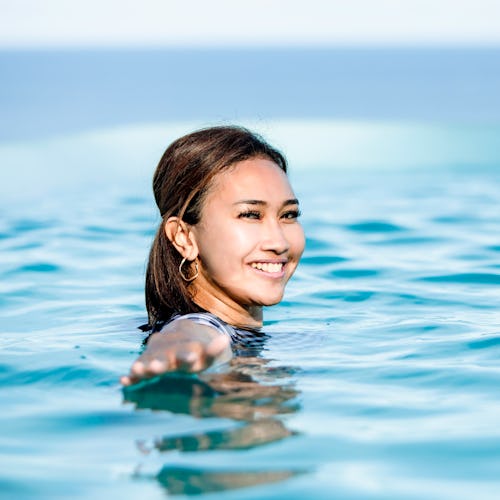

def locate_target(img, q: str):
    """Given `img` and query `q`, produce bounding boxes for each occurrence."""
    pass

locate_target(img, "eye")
[281,209,301,220]
[238,210,262,220]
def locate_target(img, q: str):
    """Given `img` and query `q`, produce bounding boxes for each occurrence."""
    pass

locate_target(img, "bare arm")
[120,319,232,386]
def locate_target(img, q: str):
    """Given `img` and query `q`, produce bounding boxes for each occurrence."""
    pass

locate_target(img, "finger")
[120,360,147,386]
[175,342,204,372]
[206,335,231,358]
[120,370,142,386]
[125,357,161,385]
[178,336,230,372]
[202,336,231,368]
[130,360,147,377]
[146,358,168,375]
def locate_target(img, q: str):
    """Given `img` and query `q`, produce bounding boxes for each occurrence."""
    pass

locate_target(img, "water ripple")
[418,272,500,285]
[300,255,349,265]
[11,262,62,274]
[345,221,405,233]
[329,269,380,278]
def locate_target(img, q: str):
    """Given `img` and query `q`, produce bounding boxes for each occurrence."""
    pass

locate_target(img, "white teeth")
[251,262,284,273]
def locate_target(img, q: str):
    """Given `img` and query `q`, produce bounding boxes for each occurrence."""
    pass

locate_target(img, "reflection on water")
[123,356,304,495]
[155,467,297,496]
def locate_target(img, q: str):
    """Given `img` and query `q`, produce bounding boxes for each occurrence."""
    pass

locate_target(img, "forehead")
[208,157,294,202]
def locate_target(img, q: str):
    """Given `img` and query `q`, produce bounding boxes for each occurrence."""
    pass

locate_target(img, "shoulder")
[166,312,266,347]
[154,312,268,354]
[169,312,235,339]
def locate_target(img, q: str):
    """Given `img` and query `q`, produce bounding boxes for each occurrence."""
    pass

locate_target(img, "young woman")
[121,126,305,386]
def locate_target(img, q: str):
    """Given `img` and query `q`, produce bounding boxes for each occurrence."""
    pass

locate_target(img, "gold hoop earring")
[179,257,198,282]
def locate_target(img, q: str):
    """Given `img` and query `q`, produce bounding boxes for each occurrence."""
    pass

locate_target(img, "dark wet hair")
[145,125,288,327]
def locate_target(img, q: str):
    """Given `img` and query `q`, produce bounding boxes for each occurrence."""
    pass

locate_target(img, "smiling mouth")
[250,262,285,274]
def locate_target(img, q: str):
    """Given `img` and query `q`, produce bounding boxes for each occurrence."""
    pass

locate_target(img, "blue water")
[1,47,500,499]
[1,122,499,498]
[1,48,500,141]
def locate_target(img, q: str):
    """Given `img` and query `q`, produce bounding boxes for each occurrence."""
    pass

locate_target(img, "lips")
[250,261,286,274]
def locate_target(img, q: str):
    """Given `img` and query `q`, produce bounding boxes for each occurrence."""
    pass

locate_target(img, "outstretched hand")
[120,322,232,386]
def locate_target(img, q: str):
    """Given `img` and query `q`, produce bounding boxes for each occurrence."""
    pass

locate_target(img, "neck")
[192,287,263,330]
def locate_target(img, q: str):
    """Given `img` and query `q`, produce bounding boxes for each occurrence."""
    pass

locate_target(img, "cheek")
[197,222,259,266]
[288,225,306,257]
[230,224,262,249]
[220,222,261,250]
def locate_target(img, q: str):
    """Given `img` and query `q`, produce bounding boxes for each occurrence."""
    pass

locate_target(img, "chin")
[239,286,286,307]
[256,293,285,306]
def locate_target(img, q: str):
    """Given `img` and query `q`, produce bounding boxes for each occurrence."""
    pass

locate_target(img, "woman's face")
[190,157,305,327]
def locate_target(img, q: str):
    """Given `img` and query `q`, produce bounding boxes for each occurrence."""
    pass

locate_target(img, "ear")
[164,217,199,260]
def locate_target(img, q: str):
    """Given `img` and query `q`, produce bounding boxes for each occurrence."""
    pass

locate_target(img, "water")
[1,48,500,141]
[1,120,499,499]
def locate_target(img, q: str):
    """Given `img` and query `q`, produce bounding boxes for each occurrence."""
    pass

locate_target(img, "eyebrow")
[234,198,299,207]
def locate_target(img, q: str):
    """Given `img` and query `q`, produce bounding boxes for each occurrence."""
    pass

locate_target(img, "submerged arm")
[120,320,232,386]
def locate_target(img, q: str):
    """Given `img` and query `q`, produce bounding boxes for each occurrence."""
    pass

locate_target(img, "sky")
[1,0,500,48]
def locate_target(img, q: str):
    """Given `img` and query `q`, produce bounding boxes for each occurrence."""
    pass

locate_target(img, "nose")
[261,219,290,255]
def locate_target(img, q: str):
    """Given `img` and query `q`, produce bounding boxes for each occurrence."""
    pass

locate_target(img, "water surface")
[1,126,500,499]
